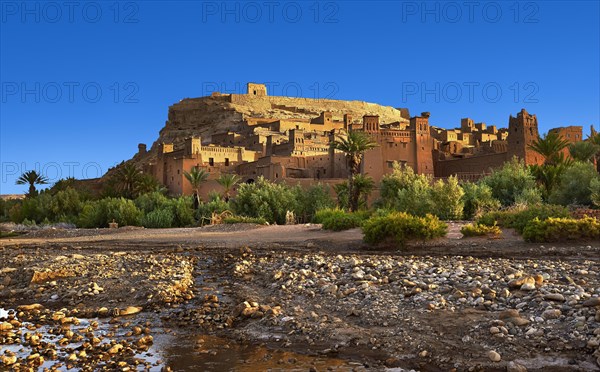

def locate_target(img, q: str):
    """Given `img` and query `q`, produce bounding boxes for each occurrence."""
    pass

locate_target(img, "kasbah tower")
[507,108,544,166]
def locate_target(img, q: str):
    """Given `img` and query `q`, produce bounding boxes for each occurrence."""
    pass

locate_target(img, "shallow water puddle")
[1,308,363,371]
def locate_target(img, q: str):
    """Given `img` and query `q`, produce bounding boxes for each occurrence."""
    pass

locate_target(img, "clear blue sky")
[1,0,599,194]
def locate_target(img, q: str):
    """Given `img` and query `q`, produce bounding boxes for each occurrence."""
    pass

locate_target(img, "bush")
[313,209,367,231]
[197,197,231,224]
[378,164,466,219]
[223,215,268,225]
[135,192,170,214]
[522,216,600,242]
[431,176,464,220]
[47,188,83,223]
[232,177,299,225]
[461,182,501,219]
[482,157,540,207]
[591,178,600,208]
[477,204,570,234]
[362,212,447,247]
[78,197,142,228]
[460,222,501,237]
[168,196,195,227]
[141,208,174,228]
[549,162,600,206]
[295,184,335,223]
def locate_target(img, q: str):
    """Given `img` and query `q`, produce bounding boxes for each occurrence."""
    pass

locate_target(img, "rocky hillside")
[133,93,409,166]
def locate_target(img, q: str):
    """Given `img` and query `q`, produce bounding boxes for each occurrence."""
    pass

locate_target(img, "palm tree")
[184,167,209,205]
[16,170,49,197]
[353,174,375,209]
[331,131,377,211]
[135,173,166,195]
[113,163,143,199]
[569,141,600,163]
[588,127,600,172]
[216,173,240,201]
[528,131,570,166]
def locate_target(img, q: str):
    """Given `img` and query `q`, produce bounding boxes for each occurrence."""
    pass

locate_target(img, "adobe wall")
[434,152,507,177]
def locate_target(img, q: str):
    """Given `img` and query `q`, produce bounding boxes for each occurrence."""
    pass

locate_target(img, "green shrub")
[362,212,447,247]
[461,182,501,219]
[78,200,103,228]
[223,215,268,225]
[431,176,464,220]
[460,222,501,237]
[477,204,570,234]
[232,177,299,225]
[549,162,600,206]
[514,187,543,206]
[378,164,466,219]
[294,184,335,223]
[47,188,83,223]
[78,197,142,228]
[168,196,195,227]
[197,197,231,223]
[482,157,540,207]
[591,178,600,208]
[141,208,174,228]
[135,192,170,214]
[313,208,370,231]
[523,216,600,242]
[8,201,24,223]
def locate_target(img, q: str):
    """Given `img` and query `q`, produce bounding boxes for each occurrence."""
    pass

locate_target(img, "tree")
[353,174,375,209]
[549,162,600,206]
[331,131,377,211]
[135,173,165,195]
[183,167,209,205]
[569,141,599,163]
[16,170,49,197]
[216,173,240,201]
[112,163,143,199]
[482,157,540,206]
[528,131,570,166]
[588,127,600,172]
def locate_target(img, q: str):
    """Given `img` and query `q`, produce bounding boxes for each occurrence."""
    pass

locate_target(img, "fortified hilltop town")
[128,83,585,197]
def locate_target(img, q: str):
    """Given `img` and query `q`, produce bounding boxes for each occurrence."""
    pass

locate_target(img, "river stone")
[507,361,528,372]
[487,350,501,362]
[520,277,536,291]
[542,309,561,320]
[544,293,565,302]
[583,298,600,307]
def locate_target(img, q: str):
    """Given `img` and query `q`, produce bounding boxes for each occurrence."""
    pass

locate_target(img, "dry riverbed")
[0,223,599,371]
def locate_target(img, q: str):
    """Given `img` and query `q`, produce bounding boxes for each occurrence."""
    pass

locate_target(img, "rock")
[108,344,124,354]
[542,309,561,320]
[0,354,17,365]
[583,298,600,307]
[507,361,528,372]
[17,303,45,311]
[508,277,527,289]
[351,271,364,280]
[488,350,501,362]
[499,309,520,319]
[117,306,143,316]
[0,321,13,331]
[490,326,500,334]
[544,293,565,302]
[520,277,536,291]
